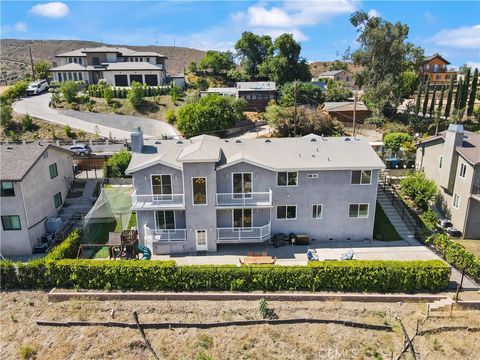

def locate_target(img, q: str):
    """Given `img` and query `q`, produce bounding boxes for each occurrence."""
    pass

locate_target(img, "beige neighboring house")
[416,124,480,239]
[314,70,355,88]
[0,143,74,256]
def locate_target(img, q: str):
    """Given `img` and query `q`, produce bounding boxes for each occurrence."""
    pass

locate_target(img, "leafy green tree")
[279,82,324,106]
[265,103,344,137]
[460,67,471,109]
[1,80,29,103]
[328,61,348,71]
[103,150,132,178]
[235,31,273,79]
[349,10,424,116]
[199,50,235,76]
[21,114,34,131]
[127,81,144,108]
[103,86,113,104]
[437,85,445,113]
[400,172,436,210]
[0,103,13,130]
[383,132,412,153]
[399,70,420,99]
[428,85,436,116]
[454,78,462,110]
[422,79,430,115]
[258,34,311,85]
[187,61,198,74]
[176,94,245,138]
[467,68,478,116]
[60,81,79,104]
[325,81,353,102]
[414,82,422,114]
[169,84,183,103]
[34,59,52,80]
[444,76,455,118]
[227,68,249,82]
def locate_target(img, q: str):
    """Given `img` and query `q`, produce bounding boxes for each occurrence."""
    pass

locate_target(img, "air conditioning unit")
[45,217,62,233]
[40,233,55,244]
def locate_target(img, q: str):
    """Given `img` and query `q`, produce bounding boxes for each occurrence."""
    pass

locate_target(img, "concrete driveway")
[13,93,179,140]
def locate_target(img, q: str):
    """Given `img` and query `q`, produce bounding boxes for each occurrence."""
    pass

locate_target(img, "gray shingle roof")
[50,63,87,71]
[0,143,72,181]
[56,46,166,58]
[318,70,351,77]
[126,134,385,174]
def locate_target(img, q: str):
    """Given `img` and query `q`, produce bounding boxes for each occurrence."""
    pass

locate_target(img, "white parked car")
[69,144,92,156]
[26,80,49,95]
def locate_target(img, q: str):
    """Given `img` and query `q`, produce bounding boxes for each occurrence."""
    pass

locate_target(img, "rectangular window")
[58,73,62,82]
[312,204,323,219]
[276,205,297,220]
[140,58,143,62]
[92,57,100,65]
[146,57,150,62]
[233,208,252,228]
[114,75,128,86]
[144,74,158,86]
[459,163,467,178]
[73,58,78,63]
[307,174,318,179]
[277,172,298,186]
[78,58,82,64]
[349,204,369,218]
[1,215,21,231]
[436,75,441,80]
[54,192,62,208]
[69,58,72,63]
[453,194,460,209]
[0,181,15,197]
[151,175,172,200]
[438,156,443,169]
[155,210,175,229]
[351,170,371,185]
[192,177,207,205]
[78,73,83,81]
[73,73,78,81]
[49,163,58,179]
[68,73,72,80]
[129,74,143,84]
[232,173,252,198]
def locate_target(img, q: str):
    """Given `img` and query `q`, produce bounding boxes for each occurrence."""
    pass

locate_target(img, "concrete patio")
[152,239,438,265]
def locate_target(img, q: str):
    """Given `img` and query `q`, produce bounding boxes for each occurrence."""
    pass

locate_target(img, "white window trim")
[276,205,297,220]
[348,203,369,218]
[350,170,372,185]
[276,171,299,187]
[459,163,467,179]
[312,204,323,219]
[232,208,254,231]
[151,174,173,196]
[155,210,176,230]
[192,177,208,206]
[452,194,460,209]
[231,172,253,195]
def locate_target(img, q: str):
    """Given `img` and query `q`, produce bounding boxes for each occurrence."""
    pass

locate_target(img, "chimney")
[131,127,144,153]
[439,124,464,190]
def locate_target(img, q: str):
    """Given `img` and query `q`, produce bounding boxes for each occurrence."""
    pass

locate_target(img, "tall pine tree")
[444,76,455,118]
[429,85,437,116]
[437,85,445,112]
[460,67,471,109]
[467,68,478,116]
[422,79,430,115]
[415,82,423,114]
[454,78,463,110]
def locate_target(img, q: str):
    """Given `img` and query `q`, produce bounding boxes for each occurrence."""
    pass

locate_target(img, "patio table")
[242,256,276,265]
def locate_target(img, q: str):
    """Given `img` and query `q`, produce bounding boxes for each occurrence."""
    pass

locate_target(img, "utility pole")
[29,46,36,79]
[352,91,357,137]
[293,80,298,137]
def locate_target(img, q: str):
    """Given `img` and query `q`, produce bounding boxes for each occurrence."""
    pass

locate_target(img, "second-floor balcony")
[217,223,271,243]
[131,191,185,210]
[215,189,273,208]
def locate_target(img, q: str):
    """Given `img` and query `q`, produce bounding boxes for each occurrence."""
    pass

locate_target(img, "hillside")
[0,39,205,83]
[309,61,363,79]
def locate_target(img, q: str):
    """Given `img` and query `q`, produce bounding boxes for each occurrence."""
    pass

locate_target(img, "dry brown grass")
[456,239,480,257]
[1,291,479,360]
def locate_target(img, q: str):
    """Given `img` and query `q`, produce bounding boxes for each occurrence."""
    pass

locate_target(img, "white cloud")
[424,11,437,24]
[30,2,69,18]
[466,61,480,70]
[367,9,380,18]
[14,22,28,32]
[427,24,480,49]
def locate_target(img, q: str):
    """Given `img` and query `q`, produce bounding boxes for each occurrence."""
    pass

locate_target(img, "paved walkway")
[13,93,179,139]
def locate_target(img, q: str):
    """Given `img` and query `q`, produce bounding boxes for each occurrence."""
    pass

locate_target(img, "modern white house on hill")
[50,46,167,86]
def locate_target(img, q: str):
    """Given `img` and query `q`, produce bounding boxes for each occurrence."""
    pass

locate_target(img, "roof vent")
[176,140,183,144]
[235,139,242,144]
[265,139,272,143]
[38,141,44,146]
[310,138,317,142]
[344,137,351,141]
[154,141,161,144]
[6,146,13,151]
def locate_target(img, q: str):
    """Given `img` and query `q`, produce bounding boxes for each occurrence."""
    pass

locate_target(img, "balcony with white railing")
[131,191,185,210]
[215,189,273,208]
[217,223,271,243]
[144,225,187,250]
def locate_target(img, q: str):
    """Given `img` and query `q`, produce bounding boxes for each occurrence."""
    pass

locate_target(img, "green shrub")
[400,172,436,210]
[2,80,28,102]
[0,103,13,130]
[64,124,75,138]
[104,86,113,104]
[383,132,412,153]
[127,81,144,108]
[365,116,385,127]
[21,114,34,131]
[20,346,37,360]
[45,230,82,260]
[165,108,176,124]
[420,209,438,230]
[103,150,132,178]
[60,81,79,104]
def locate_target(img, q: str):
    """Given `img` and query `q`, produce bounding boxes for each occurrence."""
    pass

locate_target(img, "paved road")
[13,93,179,140]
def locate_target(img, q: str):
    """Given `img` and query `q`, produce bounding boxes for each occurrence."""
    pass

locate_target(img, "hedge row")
[44,230,82,260]
[0,259,450,293]
[427,234,480,283]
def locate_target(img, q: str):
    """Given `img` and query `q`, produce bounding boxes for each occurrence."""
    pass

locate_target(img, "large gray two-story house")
[126,128,385,254]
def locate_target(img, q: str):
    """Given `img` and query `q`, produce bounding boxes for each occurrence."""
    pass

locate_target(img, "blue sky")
[1,1,479,67]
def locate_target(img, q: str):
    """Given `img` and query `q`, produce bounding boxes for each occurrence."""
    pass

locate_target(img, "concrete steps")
[429,296,455,311]
[376,187,416,244]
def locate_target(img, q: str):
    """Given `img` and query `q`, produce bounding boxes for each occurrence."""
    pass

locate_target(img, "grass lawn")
[456,239,480,257]
[373,202,403,241]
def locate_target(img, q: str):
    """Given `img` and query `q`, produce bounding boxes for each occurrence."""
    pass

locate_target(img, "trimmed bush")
[1,259,450,292]
[45,230,82,260]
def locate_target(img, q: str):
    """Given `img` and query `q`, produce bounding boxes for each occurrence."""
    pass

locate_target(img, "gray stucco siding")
[132,163,183,196]
[216,162,275,193]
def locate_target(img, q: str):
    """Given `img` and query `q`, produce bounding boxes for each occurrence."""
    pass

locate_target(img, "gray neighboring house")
[0,143,74,256]
[126,128,385,255]
[416,124,480,239]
